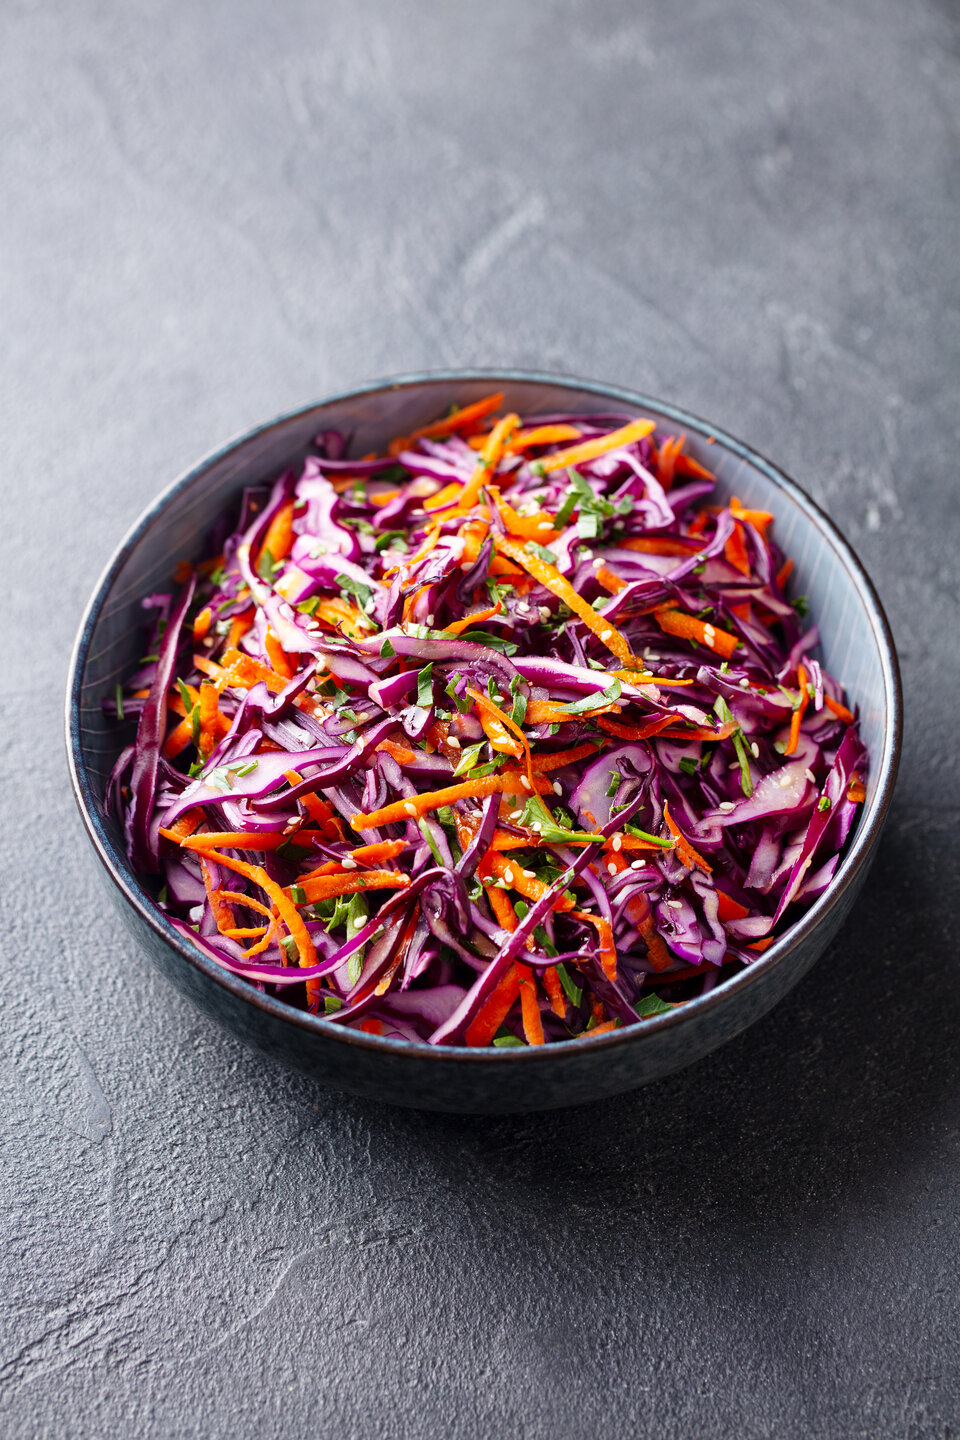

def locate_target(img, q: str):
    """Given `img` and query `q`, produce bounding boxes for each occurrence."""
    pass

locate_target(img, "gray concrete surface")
[2,1,959,1435]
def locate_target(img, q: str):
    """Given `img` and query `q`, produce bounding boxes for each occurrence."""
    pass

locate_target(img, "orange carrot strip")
[199,856,236,936]
[542,966,567,1018]
[163,717,194,760]
[724,521,751,576]
[847,776,866,804]
[297,840,408,881]
[608,669,695,688]
[465,965,521,1047]
[785,663,809,756]
[730,497,774,538]
[198,850,317,968]
[494,534,639,667]
[192,606,212,643]
[485,879,519,934]
[526,698,621,726]
[388,392,505,457]
[458,518,490,566]
[516,963,545,1044]
[587,1019,620,1035]
[161,809,204,843]
[264,630,294,680]
[535,417,656,474]
[531,741,609,772]
[662,800,712,875]
[258,499,296,567]
[618,536,703,557]
[219,890,274,918]
[574,910,618,982]
[598,715,675,742]
[748,937,775,952]
[350,774,550,831]
[504,423,582,452]
[444,601,502,635]
[448,413,521,515]
[384,521,441,577]
[595,564,626,594]
[716,891,750,923]
[226,608,255,651]
[493,497,560,542]
[824,694,854,724]
[776,557,795,589]
[657,435,679,489]
[674,452,715,481]
[376,738,418,765]
[630,892,674,971]
[177,830,329,852]
[482,850,575,912]
[467,685,534,786]
[654,606,740,659]
[295,870,410,905]
[217,649,289,695]
[198,682,221,758]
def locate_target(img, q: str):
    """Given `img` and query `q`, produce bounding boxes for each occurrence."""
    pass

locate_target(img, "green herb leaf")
[380,638,396,658]
[336,573,375,608]
[257,546,280,583]
[678,757,699,777]
[554,962,582,1005]
[552,679,621,717]
[606,772,622,797]
[454,742,485,777]
[418,817,445,866]
[493,1034,526,1047]
[416,663,435,708]
[526,541,559,566]
[297,596,322,616]
[636,993,674,1018]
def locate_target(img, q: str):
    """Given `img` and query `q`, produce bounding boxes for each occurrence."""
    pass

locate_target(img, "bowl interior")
[70,373,898,1072]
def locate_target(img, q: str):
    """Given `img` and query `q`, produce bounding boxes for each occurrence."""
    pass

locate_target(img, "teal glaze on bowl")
[66,372,902,1113]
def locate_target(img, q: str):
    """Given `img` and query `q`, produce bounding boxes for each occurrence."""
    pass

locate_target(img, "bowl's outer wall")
[71,375,899,1112]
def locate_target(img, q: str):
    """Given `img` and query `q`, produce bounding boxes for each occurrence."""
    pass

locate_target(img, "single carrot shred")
[654,606,740,659]
[388,392,505,457]
[662,800,712,875]
[465,965,521,1046]
[824,694,854,724]
[516,963,545,1044]
[535,417,656,474]
[785,663,809,756]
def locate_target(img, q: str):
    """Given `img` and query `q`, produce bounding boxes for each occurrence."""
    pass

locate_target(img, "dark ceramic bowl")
[66,372,901,1112]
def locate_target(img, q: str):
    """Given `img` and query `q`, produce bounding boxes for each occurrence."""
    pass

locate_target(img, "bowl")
[66,371,902,1112]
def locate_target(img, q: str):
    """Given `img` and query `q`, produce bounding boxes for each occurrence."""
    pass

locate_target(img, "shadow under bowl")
[66,371,902,1113]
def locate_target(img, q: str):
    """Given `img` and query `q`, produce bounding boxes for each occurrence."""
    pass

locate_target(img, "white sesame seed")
[750,742,760,758]
[538,606,552,621]
[611,835,623,852]
[341,856,358,870]
[739,677,751,688]
[703,624,716,644]
[718,801,736,812]
[522,869,536,879]
[600,629,613,641]
[537,521,553,531]
[426,614,435,626]
[607,862,618,876]
[510,809,524,820]
[666,899,683,910]
[520,776,531,790]
[517,601,530,614]
[804,768,815,783]
[591,556,604,568]
[531,822,543,833]
[631,860,645,870]
[553,781,562,795]
[777,771,793,788]
[447,735,461,749]
[403,801,417,817]
[503,867,514,884]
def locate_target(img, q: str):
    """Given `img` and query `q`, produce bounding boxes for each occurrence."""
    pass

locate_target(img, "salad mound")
[107,394,867,1046]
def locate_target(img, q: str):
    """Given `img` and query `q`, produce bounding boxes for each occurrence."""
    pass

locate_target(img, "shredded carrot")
[654,606,740,659]
[258,499,296,567]
[384,521,441,578]
[608,669,695,688]
[198,682,222,758]
[465,965,520,1046]
[161,808,203,842]
[444,601,502,635]
[483,874,519,933]
[656,435,680,489]
[448,413,520,515]
[504,423,581,453]
[493,497,561,542]
[293,870,411,906]
[776,557,795,590]
[542,966,567,1018]
[297,840,408,880]
[531,741,609,772]
[617,535,702,557]
[467,686,534,787]
[716,891,750,923]
[219,891,274,919]
[535,417,656,474]
[724,521,751,576]
[358,1018,383,1035]
[730,497,774,538]
[527,697,622,726]
[573,910,618,982]
[747,937,775,952]
[597,715,675,743]
[376,738,418,766]
[595,564,626,594]
[494,534,639,668]
[785,663,809,756]
[388,392,505,457]
[516,963,545,1044]
[263,630,294,680]
[458,517,490,566]
[675,451,715,481]
[482,850,575,913]
[662,800,712,874]
[192,606,212,643]
[199,856,237,936]
[195,849,317,968]
[350,773,550,831]
[847,776,866,804]
[630,892,674,971]
[174,830,328,853]
[824,694,854,724]
[587,1019,621,1036]
[216,649,290,696]
[226,608,255,651]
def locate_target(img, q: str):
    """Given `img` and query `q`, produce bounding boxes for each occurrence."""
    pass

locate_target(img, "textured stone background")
[2,1,959,1436]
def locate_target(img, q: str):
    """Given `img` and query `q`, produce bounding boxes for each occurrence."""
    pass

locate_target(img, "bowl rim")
[66,368,903,1067]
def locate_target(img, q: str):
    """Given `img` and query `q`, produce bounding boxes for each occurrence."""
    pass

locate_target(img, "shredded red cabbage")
[107,401,868,1047]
